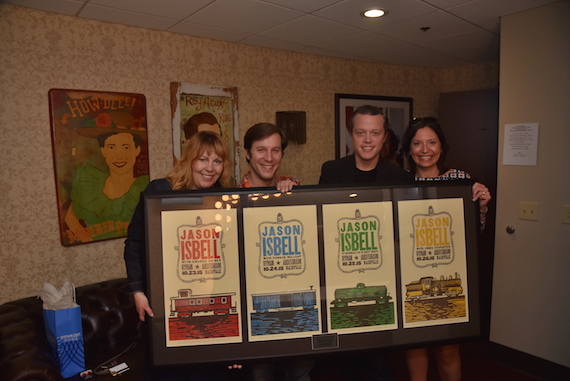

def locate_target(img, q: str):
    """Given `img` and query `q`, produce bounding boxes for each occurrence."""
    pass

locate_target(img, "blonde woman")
[124,131,231,320]
[123,131,241,380]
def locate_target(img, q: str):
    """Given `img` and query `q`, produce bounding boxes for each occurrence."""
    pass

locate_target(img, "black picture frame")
[145,182,481,367]
[335,93,413,159]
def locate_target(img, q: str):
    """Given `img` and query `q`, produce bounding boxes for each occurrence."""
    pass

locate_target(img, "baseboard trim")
[488,341,570,381]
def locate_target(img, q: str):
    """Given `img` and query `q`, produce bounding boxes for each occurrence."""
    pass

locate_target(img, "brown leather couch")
[0,278,143,381]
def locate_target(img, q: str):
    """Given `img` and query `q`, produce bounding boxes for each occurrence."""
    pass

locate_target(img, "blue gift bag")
[43,306,85,378]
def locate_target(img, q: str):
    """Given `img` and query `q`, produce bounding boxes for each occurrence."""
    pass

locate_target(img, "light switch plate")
[563,205,570,224]
[519,202,539,221]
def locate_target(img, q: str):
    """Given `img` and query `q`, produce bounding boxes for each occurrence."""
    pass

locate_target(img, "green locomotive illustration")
[405,273,463,300]
[330,283,392,307]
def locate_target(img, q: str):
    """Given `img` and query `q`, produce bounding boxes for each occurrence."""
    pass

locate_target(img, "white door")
[490,2,570,369]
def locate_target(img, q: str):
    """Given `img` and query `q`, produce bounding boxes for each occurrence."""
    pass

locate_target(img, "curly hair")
[166,131,231,190]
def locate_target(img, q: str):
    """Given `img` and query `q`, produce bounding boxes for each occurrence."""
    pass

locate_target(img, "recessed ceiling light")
[363,9,385,18]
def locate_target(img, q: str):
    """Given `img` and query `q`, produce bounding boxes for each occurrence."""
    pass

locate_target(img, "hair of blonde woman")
[166,131,231,190]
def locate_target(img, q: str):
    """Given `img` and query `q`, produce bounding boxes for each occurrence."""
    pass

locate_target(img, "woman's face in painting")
[100,133,141,176]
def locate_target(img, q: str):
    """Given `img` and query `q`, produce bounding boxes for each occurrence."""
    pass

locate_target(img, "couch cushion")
[0,278,144,381]
[0,302,62,381]
[76,278,142,354]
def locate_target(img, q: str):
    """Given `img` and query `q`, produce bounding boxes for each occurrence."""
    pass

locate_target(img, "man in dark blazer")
[319,104,412,186]
[318,105,410,381]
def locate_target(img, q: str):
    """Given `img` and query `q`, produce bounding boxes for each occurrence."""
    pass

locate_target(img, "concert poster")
[161,208,242,347]
[242,205,322,342]
[322,201,398,334]
[398,198,469,328]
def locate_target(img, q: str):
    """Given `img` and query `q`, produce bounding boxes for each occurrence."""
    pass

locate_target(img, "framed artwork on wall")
[144,181,482,366]
[170,83,240,186]
[335,93,413,159]
[48,89,150,246]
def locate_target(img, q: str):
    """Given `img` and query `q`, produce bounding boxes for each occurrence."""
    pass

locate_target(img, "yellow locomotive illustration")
[405,273,463,300]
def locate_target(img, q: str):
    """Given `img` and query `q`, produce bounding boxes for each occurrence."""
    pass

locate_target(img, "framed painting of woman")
[49,89,150,246]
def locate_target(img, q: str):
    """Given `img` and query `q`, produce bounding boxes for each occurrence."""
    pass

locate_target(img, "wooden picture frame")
[144,181,482,366]
[335,93,413,159]
[170,83,240,185]
[48,88,150,246]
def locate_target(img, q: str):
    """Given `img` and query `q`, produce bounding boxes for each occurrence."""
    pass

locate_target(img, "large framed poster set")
[145,182,482,366]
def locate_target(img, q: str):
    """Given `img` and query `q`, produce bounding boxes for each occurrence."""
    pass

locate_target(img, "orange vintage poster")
[48,89,149,246]
[161,208,242,347]
[171,83,239,185]
[398,198,469,328]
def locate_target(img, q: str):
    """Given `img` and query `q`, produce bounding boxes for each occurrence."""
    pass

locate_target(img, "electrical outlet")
[563,205,570,224]
[519,202,539,221]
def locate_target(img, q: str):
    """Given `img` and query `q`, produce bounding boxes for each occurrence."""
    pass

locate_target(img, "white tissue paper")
[39,280,78,310]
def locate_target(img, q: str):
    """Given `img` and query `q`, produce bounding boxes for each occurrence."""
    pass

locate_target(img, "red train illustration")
[170,289,237,317]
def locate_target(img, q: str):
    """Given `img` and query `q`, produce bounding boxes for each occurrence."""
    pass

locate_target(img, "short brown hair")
[243,123,287,163]
[183,112,221,139]
[349,105,388,133]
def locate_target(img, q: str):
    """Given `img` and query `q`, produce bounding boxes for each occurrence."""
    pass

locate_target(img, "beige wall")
[0,4,498,303]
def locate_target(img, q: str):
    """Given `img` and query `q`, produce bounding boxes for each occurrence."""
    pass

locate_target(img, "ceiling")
[3,0,558,67]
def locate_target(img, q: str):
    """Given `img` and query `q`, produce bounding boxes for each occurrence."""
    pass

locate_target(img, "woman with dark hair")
[401,118,491,381]
[401,117,454,179]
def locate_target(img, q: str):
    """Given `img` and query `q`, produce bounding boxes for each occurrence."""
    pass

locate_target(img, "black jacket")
[319,154,413,186]
[123,178,172,294]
